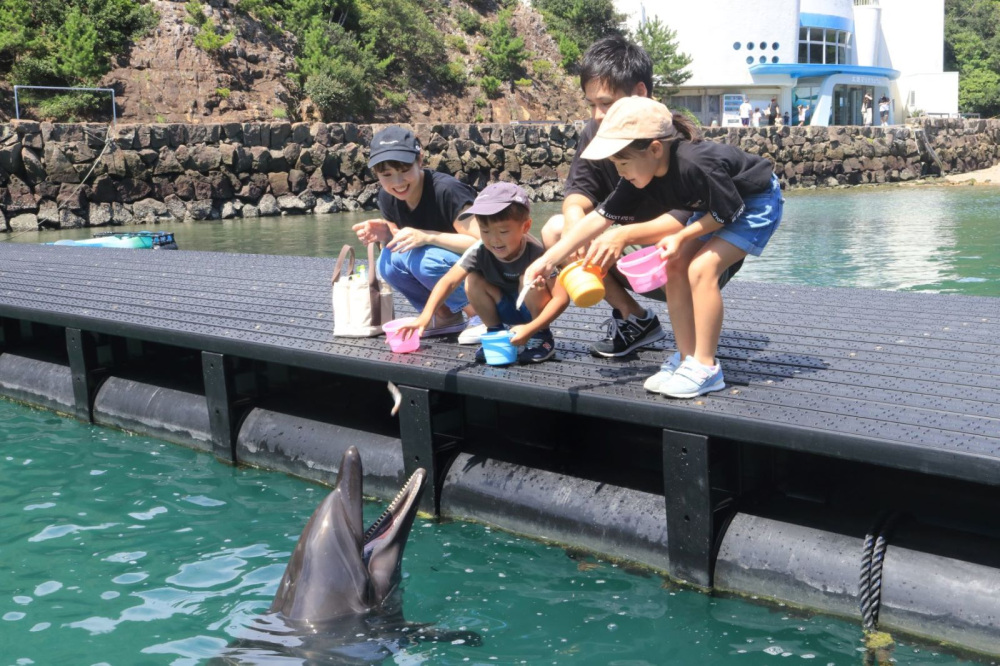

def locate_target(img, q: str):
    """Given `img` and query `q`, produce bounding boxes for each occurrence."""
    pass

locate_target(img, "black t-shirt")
[565,120,666,223]
[768,101,778,119]
[597,140,773,225]
[377,169,476,233]
[458,235,545,296]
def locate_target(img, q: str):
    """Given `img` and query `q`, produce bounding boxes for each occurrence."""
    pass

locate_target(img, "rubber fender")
[715,510,1000,657]
[440,452,670,572]
[714,510,867,620]
[878,521,1000,657]
[93,376,212,451]
[236,408,405,501]
[0,353,74,413]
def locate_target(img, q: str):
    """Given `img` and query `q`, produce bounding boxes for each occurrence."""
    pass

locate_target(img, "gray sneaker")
[423,311,467,337]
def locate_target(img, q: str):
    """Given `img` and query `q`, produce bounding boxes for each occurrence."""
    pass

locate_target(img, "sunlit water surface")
[7,184,1000,297]
[2,185,998,664]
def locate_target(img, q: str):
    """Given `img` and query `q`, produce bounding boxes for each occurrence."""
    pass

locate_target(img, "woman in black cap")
[352,126,483,338]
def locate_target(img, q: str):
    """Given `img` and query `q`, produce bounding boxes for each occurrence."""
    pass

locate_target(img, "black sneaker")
[518,329,556,364]
[589,308,666,358]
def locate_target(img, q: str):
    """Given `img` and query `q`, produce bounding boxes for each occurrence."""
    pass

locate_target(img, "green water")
[0,401,988,665]
[7,184,1000,297]
[2,186,999,663]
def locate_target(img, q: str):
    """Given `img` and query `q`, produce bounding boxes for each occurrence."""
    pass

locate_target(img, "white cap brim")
[581,136,634,161]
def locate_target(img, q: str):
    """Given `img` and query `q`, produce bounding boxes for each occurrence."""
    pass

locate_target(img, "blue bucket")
[480,330,517,366]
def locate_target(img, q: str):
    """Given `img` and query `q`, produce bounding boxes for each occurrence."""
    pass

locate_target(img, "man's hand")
[352,219,393,245]
[523,256,557,293]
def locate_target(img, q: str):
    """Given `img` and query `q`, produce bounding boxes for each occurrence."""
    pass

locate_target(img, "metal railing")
[854,0,880,6]
[13,85,117,127]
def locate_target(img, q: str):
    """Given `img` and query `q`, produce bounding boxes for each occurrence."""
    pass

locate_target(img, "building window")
[671,95,703,113]
[733,42,741,50]
[798,26,853,64]
[759,41,767,50]
[772,42,780,50]
[772,56,780,63]
[746,56,754,64]
[759,56,766,63]
[747,42,754,50]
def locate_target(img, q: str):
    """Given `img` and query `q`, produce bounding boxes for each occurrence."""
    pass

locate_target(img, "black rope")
[860,511,901,631]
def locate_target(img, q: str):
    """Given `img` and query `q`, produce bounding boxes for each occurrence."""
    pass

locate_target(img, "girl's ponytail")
[669,112,702,143]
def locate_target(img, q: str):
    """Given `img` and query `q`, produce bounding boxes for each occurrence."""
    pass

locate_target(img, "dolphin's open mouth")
[363,468,426,561]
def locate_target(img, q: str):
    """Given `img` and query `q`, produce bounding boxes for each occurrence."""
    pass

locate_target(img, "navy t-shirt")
[458,235,546,296]
[565,120,667,223]
[597,140,773,225]
[377,169,476,233]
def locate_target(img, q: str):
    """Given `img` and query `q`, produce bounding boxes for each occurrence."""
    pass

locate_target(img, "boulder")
[9,213,39,231]
[89,202,113,227]
[257,193,280,216]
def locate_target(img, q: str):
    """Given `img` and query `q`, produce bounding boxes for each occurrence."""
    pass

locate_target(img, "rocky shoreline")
[2,118,999,232]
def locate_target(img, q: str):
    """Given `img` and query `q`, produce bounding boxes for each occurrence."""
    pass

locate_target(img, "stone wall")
[2,118,999,231]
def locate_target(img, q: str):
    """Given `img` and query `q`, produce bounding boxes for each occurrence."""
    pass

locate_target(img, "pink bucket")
[382,318,421,353]
[617,246,667,292]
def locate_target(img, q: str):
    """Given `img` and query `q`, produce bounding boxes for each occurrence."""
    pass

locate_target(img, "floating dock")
[1,242,999,657]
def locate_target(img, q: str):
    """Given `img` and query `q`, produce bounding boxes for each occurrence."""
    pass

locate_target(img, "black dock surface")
[2,242,999,485]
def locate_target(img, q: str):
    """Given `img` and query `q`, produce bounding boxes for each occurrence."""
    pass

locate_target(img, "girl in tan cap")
[524,96,782,398]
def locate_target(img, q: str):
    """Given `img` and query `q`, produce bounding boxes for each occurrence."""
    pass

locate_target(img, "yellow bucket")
[558,260,606,308]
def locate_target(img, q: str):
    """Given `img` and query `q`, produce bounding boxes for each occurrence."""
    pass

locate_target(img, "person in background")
[767,97,780,126]
[796,103,809,126]
[397,183,568,365]
[752,107,762,127]
[352,127,485,340]
[782,111,790,127]
[862,92,873,127]
[524,96,782,399]
[540,35,742,358]
[739,96,753,127]
[878,95,891,126]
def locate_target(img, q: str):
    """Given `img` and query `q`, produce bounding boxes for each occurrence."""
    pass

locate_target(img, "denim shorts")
[690,174,783,256]
[496,292,532,326]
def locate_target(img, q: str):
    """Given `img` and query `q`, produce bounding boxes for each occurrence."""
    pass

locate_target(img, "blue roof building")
[615,0,958,127]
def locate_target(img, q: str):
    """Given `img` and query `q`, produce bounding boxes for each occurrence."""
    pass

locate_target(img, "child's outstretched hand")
[396,315,430,340]
[657,233,683,261]
[508,325,529,346]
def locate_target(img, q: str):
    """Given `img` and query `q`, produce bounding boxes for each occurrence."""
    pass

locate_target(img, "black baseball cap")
[368,127,421,167]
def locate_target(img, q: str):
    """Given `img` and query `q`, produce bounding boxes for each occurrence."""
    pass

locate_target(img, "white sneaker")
[643,351,682,393]
[457,315,487,344]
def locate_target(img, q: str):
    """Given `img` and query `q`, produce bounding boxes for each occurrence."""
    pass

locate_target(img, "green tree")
[632,17,691,98]
[944,0,1000,116]
[55,8,103,82]
[483,9,526,88]
[532,0,624,68]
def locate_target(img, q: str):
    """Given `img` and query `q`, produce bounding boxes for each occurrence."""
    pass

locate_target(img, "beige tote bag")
[332,244,394,337]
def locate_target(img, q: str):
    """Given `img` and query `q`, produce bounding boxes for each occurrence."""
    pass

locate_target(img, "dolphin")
[214,446,479,664]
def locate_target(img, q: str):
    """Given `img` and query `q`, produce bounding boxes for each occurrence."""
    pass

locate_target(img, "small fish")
[387,381,402,417]
[515,282,532,310]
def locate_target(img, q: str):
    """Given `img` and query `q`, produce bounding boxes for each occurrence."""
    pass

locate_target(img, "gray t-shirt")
[458,235,546,296]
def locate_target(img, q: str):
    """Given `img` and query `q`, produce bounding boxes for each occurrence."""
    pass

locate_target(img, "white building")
[615,0,958,127]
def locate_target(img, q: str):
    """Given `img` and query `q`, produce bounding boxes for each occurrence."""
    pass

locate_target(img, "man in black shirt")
[542,36,741,357]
